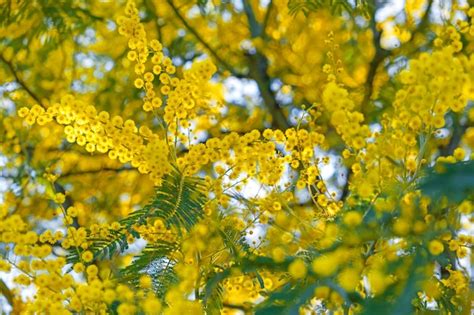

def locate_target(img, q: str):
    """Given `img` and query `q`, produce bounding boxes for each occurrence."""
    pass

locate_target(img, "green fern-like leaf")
[218,225,251,257]
[203,269,232,314]
[66,167,207,264]
[66,229,129,264]
[119,240,178,287]
[121,166,207,232]
[419,160,474,202]
[204,281,225,315]
[152,261,179,297]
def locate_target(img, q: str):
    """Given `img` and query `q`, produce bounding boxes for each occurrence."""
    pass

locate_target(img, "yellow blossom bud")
[288,259,307,279]
[428,240,444,256]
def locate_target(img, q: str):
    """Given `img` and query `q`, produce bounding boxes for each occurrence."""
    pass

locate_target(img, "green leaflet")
[419,160,474,202]
[121,166,207,232]
[119,241,179,294]
[0,279,14,309]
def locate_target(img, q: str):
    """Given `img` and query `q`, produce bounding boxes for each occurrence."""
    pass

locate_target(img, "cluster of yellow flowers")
[337,39,474,204]
[117,0,222,142]
[179,129,286,184]
[397,47,467,130]
[118,1,173,113]
[18,94,171,185]
[1,190,168,314]
[322,81,370,150]
[177,126,346,219]
[161,59,222,140]
[134,218,177,243]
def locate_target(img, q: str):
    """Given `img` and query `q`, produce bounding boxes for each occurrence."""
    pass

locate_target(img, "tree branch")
[439,116,469,157]
[246,52,289,130]
[242,0,262,37]
[363,7,390,105]
[165,0,243,77]
[0,53,44,107]
[364,0,433,104]
[242,0,289,130]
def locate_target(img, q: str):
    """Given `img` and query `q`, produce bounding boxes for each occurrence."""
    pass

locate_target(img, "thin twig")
[246,52,289,130]
[165,0,242,77]
[59,166,134,178]
[144,0,163,43]
[0,54,44,107]
[262,0,273,38]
